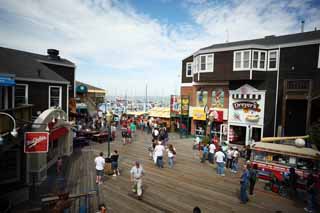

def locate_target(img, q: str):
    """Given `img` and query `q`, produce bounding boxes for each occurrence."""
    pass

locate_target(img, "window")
[49,86,62,108]
[268,50,278,70]
[194,54,214,72]
[233,50,251,70]
[252,50,267,70]
[186,62,193,77]
[15,84,28,106]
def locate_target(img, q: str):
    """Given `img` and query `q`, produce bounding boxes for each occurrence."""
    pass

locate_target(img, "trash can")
[104,158,113,175]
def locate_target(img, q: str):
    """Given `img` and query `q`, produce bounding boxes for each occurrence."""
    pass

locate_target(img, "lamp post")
[0,112,18,144]
[106,111,113,157]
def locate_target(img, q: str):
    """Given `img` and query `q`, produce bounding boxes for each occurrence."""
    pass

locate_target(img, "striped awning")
[232,93,261,100]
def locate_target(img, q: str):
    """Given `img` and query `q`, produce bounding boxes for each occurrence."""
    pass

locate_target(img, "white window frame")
[186,62,193,77]
[15,84,28,105]
[195,54,214,73]
[252,50,267,71]
[233,50,251,71]
[268,50,279,71]
[49,86,62,108]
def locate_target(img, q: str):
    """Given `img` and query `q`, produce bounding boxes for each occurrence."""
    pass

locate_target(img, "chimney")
[47,49,60,60]
[301,20,305,33]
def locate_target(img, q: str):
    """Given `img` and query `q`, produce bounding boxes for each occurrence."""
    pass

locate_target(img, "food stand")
[251,141,320,188]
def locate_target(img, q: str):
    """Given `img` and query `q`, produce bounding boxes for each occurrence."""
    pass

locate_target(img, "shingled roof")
[200,30,320,51]
[0,47,72,83]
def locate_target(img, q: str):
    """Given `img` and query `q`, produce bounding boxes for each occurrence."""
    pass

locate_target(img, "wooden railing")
[0,104,33,134]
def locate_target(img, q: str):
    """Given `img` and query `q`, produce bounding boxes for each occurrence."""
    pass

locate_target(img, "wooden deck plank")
[62,130,305,213]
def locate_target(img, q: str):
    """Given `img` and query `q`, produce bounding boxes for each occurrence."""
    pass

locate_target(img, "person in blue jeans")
[201,144,208,163]
[240,164,250,204]
[214,148,226,176]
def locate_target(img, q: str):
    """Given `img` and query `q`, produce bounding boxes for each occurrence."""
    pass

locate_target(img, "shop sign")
[233,101,260,111]
[228,84,265,126]
[180,96,190,116]
[193,107,206,121]
[170,95,180,117]
[24,132,49,153]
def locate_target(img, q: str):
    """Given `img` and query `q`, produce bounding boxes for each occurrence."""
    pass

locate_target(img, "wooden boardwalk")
[63,130,305,213]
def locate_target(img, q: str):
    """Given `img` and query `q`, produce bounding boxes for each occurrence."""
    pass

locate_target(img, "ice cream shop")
[228,84,266,145]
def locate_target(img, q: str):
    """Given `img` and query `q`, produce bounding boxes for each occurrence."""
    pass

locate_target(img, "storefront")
[191,107,207,137]
[227,84,265,145]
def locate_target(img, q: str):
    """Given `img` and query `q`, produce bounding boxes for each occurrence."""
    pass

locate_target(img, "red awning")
[50,127,69,141]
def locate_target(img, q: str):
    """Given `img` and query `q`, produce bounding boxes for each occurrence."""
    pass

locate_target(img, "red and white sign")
[24,132,49,153]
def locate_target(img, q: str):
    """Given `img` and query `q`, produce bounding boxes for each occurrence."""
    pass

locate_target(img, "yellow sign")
[193,108,206,121]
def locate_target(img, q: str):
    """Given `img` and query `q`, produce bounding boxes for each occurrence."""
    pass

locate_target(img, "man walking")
[95,152,105,184]
[130,161,145,200]
[214,147,225,176]
[208,143,216,164]
[154,141,165,168]
[240,165,250,204]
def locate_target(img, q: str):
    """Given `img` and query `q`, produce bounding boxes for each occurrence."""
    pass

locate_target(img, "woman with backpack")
[167,144,176,168]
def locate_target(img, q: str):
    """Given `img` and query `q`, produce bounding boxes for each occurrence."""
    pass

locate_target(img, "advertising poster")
[170,95,180,117]
[180,96,190,116]
[212,89,224,108]
[24,132,49,153]
[196,90,208,107]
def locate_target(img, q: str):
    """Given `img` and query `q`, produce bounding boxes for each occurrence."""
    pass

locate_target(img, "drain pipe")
[273,46,281,136]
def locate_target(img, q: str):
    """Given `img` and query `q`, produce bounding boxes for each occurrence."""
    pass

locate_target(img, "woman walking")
[111,150,120,176]
[167,144,176,168]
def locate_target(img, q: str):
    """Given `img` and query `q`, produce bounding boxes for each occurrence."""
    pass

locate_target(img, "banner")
[180,96,190,116]
[24,132,49,153]
[192,107,206,121]
[170,95,180,117]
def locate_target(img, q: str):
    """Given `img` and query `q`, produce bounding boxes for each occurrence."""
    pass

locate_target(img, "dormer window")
[268,50,278,71]
[252,50,267,70]
[186,62,193,77]
[233,50,251,71]
[194,54,214,73]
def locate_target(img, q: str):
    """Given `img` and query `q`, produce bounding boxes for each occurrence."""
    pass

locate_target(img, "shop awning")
[50,127,69,141]
[0,75,15,86]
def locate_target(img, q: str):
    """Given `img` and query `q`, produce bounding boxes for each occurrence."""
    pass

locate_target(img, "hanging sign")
[24,132,49,153]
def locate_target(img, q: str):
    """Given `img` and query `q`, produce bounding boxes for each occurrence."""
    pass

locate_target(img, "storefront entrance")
[228,124,263,145]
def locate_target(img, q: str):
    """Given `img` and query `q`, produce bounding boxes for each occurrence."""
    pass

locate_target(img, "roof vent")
[47,49,60,60]
[264,35,276,39]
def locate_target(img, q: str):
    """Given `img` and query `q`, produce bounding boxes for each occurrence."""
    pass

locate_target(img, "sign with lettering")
[24,132,49,153]
[180,96,190,116]
[170,95,180,117]
[228,84,265,126]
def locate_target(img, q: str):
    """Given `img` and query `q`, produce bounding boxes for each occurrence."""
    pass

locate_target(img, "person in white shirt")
[232,148,240,173]
[208,143,216,164]
[154,141,165,168]
[130,161,145,199]
[166,144,176,168]
[94,152,105,184]
[226,147,234,169]
[214,148,226,176]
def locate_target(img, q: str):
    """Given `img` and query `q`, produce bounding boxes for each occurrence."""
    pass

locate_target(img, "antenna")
[226,29,229,43]
[301,20,305,32]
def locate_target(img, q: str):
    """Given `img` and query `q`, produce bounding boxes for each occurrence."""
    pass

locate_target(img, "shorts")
[111,161,118,170]
[122,132,127,138]
[96,169,104,176]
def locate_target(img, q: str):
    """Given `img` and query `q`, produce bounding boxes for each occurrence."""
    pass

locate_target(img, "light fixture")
[11,128,18,137]
[52,116,55,123]
[45,124,50,132]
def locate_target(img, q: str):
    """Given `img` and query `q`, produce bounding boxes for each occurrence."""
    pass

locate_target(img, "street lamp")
[106,111,113,157]
[0,112,18,145]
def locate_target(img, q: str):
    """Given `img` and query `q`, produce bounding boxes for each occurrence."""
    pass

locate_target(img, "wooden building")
[0,47,75,206]
[181,30,320,145]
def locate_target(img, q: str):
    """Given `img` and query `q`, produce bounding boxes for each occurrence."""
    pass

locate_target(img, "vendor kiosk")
[228,84,265,145]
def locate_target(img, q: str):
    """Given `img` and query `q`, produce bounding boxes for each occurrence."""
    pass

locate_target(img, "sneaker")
[113,174,117,176]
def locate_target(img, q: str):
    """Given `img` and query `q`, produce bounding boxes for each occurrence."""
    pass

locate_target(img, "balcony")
[0,104,33,134]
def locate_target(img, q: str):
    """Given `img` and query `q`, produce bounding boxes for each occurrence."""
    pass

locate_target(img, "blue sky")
[0,0,320,96]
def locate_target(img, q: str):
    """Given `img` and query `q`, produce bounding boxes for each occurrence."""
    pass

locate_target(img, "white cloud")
[0,0,319,96]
